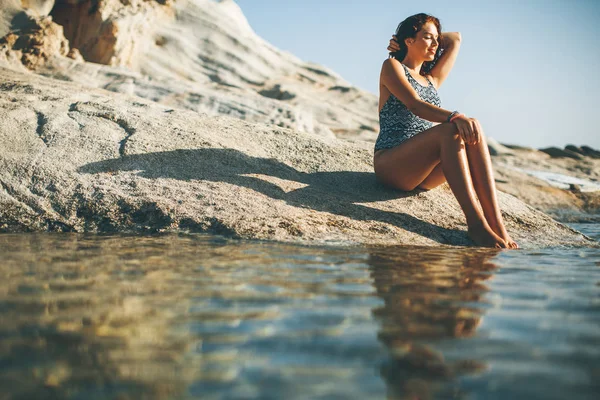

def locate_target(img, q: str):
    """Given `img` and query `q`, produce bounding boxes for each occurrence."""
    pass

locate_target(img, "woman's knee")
[438,122,464,144]
[442,121,489,146]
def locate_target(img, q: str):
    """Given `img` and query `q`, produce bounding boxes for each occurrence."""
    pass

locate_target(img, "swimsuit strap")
[400,62,410,77]
[401,63,432,87]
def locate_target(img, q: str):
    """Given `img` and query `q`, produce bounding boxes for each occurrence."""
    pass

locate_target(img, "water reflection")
[1,233,386,399]
[367,247,497,400]
[0,234,204,399]
[0,233,596,399]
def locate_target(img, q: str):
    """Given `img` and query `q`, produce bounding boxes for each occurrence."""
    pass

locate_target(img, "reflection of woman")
[374,13,518,249]
[368,247,496,399]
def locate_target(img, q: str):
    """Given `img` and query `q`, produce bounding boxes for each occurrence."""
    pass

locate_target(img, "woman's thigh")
[373,122,455,191]
[416,163,446,190]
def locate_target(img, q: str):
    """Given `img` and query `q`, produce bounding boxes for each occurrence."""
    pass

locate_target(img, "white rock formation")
[0,0,19,32]
[0,68,593,248]
[1,0,378,141]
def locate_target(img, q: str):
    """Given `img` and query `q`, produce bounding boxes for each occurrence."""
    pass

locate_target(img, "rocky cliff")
[1,0,378,141]
[0,0,597,247]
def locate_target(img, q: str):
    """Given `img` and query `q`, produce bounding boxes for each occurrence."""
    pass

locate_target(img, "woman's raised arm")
[386,32,461,88]
[428,32,461,88]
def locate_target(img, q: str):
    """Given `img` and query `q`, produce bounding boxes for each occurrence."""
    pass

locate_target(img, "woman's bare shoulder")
[382,57,402,67]
[381,58,405,77]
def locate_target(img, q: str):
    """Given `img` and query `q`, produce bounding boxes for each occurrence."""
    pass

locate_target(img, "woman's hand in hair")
[451,115,481,145]
[387,35,401,52]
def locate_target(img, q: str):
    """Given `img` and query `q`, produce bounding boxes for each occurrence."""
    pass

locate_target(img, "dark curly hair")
[389,13,443,76]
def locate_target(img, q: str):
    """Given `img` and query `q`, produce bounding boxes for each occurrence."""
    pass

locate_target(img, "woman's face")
[406,21,439,61]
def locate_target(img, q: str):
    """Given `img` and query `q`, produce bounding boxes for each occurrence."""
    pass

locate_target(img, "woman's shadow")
[78,148,469,245]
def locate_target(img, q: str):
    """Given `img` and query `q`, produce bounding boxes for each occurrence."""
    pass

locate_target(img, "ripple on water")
[0,229,598,399]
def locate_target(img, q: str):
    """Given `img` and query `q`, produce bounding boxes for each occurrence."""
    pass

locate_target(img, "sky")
[236,0,600,149]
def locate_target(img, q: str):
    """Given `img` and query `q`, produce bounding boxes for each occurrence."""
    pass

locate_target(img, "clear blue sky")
[236,0,600,149]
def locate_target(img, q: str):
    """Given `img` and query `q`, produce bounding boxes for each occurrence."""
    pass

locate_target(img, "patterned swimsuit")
[374,63,442,151]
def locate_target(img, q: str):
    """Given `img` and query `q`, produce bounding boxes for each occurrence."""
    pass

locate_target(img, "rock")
[492,144,600,221]
[0,0,380,142]
[581,145,600,159]
[569,184,581,193]
[0,0,25,37]
[43,0,377,139]
[487,137,515,156]
[66,47,83,61]
[0,68,593,248]
[539,147,584,160]
[20,0,55,17]
[0,14,70,70]
[50,0,171,68]
[500,143,535,151]
[565,144,585,156]
[259,84,296,101]
[563,144,600,159]
[492,164,584,215]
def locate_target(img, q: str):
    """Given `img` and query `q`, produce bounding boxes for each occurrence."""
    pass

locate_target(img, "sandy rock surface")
[0,68,593,248]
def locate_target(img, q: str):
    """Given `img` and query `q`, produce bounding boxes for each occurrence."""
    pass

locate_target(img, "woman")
[375,13,518,249]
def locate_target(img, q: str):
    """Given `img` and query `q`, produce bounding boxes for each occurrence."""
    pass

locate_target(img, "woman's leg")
[417,163,445,190]
[408,132,518,248]
[374,123,508,248]
[465,134,519,248]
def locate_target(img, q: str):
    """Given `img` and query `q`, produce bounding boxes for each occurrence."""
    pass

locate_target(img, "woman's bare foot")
[488,220,519,249]
[468,220,508,248]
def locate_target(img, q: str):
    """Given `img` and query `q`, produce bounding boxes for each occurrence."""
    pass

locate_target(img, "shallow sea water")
[0,224,598,400]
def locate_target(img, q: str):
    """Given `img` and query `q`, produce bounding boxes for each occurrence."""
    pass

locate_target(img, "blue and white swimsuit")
[374,63,442,151]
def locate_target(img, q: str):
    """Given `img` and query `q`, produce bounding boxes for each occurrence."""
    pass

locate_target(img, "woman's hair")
[390,13,443,76]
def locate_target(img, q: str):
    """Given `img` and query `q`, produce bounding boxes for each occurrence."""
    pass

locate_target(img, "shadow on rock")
[78,148,468,245]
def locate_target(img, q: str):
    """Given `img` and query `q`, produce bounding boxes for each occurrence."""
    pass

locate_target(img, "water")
[0,224,598,400]
[504,166,600,192]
